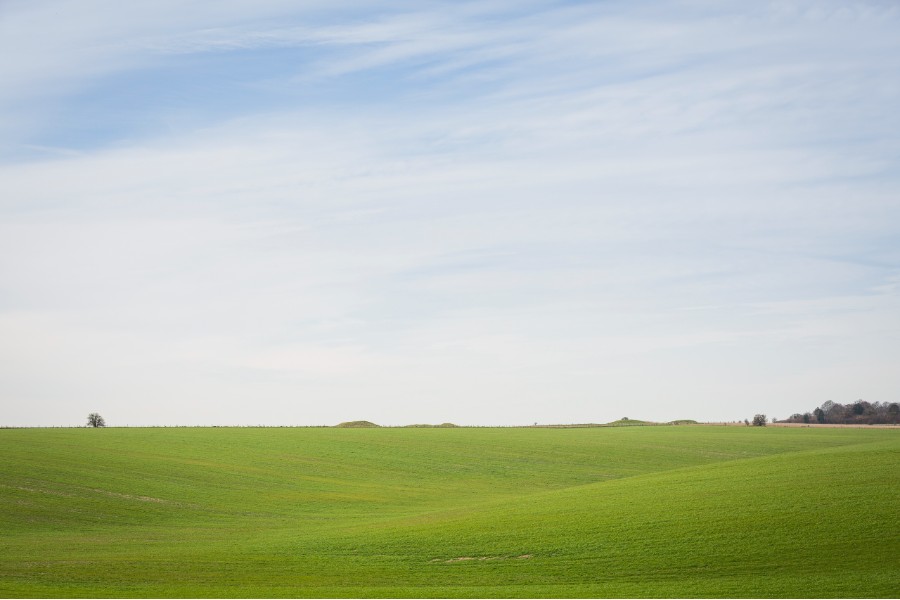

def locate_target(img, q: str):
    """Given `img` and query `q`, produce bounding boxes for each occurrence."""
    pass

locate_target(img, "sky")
[2,0,899,427]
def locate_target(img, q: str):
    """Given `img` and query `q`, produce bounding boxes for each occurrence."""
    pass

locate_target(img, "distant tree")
[783,400,900,425]
[822,400,852,423]
[889,403,900,424]
[87,413,106,428]
[744,418,750,426]
[752,414,767,427]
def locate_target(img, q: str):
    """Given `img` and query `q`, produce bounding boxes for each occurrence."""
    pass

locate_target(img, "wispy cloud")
[1,1,899,425]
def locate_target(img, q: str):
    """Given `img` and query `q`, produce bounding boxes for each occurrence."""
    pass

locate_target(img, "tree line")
[783,400,899,425]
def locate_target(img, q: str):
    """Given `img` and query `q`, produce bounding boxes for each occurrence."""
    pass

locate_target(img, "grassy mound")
[334,420,380,428]
[1,426,896,597]
[603,418,657,426]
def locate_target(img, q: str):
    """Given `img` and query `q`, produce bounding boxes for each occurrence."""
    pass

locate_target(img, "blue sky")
[2,0,899,426]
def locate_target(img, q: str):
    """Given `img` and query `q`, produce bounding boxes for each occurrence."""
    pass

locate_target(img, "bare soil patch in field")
[432,555,534,563]
[90,488,168,502]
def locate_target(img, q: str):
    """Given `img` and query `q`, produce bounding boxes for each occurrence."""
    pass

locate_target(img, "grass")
[334,420,381,428]
[602,418,659,426]
[1,426,897,597]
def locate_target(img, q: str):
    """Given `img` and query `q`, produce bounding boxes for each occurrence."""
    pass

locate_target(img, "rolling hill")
[1,426,896,597]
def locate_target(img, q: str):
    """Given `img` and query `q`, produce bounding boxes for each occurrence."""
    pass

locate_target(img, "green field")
[1,426,897,598]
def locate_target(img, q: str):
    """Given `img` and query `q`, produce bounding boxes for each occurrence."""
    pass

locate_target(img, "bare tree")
[87,413,106,428]
[752,414,767,427]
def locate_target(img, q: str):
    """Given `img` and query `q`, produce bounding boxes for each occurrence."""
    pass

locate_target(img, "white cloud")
[1,1,899,425]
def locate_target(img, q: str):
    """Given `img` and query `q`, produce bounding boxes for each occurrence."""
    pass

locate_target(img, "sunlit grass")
[1,426,896,597]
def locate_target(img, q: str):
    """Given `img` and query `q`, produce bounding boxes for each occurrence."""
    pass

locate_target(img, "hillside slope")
[0,427,896,597]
